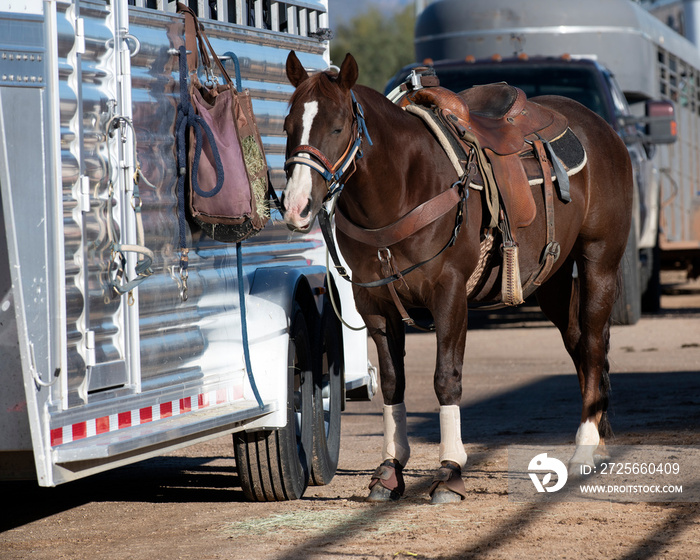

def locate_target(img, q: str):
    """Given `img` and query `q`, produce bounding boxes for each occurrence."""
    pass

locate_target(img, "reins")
[318,173,470,290]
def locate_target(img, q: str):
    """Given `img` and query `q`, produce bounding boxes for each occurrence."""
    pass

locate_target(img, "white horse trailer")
[0,0,376,501]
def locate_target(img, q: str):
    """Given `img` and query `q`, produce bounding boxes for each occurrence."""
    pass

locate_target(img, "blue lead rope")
[237,242,264,409]
[176,46,225,200]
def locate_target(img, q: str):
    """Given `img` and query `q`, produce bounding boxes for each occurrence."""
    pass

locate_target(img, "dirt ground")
[2,273,700,560]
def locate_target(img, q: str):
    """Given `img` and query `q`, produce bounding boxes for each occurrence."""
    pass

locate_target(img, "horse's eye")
[332,128,343,135]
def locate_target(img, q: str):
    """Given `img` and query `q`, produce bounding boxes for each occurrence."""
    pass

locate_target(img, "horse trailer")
[411,0,700,320]
[0,0,376,501]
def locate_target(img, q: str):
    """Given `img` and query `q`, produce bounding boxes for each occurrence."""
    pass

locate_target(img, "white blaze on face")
[285,100,318,225]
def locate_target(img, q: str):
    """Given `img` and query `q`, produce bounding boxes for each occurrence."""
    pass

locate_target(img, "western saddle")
[400,79,580,305]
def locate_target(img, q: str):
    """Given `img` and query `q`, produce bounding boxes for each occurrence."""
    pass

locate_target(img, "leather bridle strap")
[284,90,371,201]
[285,123,361,188]
[288,144,337,176]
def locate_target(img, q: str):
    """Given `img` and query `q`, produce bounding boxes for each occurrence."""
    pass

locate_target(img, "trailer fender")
[250,265,326,323]
[244,265,325,429]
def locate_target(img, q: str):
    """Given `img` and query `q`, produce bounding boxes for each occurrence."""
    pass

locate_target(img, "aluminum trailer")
[413,0,700,310]
[0,0,376,500]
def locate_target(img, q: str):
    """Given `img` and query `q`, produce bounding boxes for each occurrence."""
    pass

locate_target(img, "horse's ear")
[286,50,309,88]
[337,53,358,91]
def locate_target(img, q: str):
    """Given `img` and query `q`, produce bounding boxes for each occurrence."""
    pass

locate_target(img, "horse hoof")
[428,461,467,504]
[367,483,401,502]
[594,446,611,465]
[367,460,405,502]
[430,484,463,504]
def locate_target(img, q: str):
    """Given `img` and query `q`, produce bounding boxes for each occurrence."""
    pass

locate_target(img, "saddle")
[413,85,566,153]
[402,82,586,304]
[405,84,571,230]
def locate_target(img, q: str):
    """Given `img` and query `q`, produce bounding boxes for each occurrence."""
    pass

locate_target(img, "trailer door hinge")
[79,175,90,213]
[76,18,85,55]
[85,330,96,368]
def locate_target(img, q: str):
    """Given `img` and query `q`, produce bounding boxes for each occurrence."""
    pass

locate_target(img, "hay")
[251,176,269,220]
[223,508,409,538]
[242,135,265,176]
[242,135,269,220]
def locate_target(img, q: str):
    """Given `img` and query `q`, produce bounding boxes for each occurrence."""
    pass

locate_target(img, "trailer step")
[52,400,276,464]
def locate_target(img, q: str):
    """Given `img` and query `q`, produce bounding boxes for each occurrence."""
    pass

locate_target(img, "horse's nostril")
[300,199,312,219]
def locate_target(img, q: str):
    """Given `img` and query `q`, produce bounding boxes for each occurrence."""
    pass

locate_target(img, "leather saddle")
[405,84,570,229]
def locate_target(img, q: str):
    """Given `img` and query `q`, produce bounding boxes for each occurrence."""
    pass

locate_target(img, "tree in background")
[330,5,415,92]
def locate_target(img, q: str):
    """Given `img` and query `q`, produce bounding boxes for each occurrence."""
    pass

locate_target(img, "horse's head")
[281,51,361,232]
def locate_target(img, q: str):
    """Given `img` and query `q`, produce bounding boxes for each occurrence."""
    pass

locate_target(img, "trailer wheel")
[233,307,313,501]
[310,303,343,486]
[612,216,642,325]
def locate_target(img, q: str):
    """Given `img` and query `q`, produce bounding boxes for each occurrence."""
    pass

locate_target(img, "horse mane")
[289,69,347,107]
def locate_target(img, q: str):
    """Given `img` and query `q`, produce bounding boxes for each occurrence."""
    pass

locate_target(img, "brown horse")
[281,51,632,503]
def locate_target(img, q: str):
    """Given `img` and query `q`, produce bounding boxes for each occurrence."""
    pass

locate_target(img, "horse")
[280,51,632,503]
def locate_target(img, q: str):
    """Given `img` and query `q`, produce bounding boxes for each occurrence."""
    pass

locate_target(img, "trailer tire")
[233,307,313,501]
[611,217,642,325]
[310,303,343,486]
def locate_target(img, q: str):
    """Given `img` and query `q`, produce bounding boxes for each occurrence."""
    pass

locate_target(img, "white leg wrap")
[575,419,600,447]
[569,419,600,468]
[439,405,468,468]
[382,403,410,467]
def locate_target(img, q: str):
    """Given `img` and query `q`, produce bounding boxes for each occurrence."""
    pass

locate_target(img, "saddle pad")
[468,128,586,189]
[519,128,587,187]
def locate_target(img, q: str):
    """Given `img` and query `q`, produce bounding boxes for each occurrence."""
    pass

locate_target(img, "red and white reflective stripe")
[50,385,244,447]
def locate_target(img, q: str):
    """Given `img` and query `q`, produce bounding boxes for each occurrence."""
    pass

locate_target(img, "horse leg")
[537,254,615,474]
[569,252,616,473]
[358,298,410,501]
[428,281,469,504]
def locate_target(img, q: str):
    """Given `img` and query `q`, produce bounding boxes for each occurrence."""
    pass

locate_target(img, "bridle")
[284,90,372,202]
